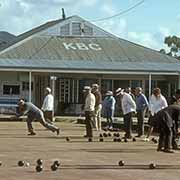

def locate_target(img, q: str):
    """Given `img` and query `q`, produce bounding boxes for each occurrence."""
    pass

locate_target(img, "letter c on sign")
[89,43,102,51]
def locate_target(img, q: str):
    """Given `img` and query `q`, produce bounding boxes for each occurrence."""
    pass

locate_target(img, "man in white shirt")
[149,92,168,116]
[83,86,95,139]
[145,88,168,141]
[41,87,54,123]
[91,84,102,131]
[116,88,136,139]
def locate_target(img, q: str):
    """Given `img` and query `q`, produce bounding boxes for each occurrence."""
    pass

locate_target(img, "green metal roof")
[0,36,178,63]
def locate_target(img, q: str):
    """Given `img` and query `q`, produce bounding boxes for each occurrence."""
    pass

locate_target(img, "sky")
[0,0,180,51]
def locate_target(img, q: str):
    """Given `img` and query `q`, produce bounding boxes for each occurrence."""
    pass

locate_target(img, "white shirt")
[84,93,95,112]
[41,94,54,111]
[121,93,136,115]
[149,94,168,115]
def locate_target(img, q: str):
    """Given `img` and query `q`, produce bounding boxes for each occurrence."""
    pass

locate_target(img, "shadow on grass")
[80,148,155,153]
[57,164,180,170]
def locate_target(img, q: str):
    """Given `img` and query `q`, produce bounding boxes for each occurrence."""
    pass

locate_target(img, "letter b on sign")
[76,43,89,50]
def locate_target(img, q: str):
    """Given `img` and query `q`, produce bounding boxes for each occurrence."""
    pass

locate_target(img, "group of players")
[82,84,180,153]
[11,85,180,153]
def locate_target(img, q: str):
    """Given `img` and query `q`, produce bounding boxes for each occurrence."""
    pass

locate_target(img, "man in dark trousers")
[135,87,148,137]
[155,104,180,153]
[116,88,136,139]
[41,87,54,123]
[83,86,95,139]
[14,99,60,135]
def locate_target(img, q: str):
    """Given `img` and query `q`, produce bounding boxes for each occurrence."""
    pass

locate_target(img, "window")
[84,24,93,36]
[145,80,157,99]
[60,24,70,36]
[131,80,142,88]
[101,80,112,96]
[3,84,20,95]
[61,22,94,36]
[22,82,33,91]
[157,81,169,98]
[113,80,130,90]
[72,23,81,35]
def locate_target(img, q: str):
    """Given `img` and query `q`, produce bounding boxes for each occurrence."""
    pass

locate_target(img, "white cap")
[92,84,99,88]
[83,86,91,91]
[116,88,121,93]
[116,88,124,95]
[106,91,113,96]
[46,87,51,93]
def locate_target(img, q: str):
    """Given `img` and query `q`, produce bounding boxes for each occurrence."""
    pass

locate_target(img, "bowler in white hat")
[46,87,51,93]
[105,91,113,96]
[41,87,54,123]
[116,88,124,96]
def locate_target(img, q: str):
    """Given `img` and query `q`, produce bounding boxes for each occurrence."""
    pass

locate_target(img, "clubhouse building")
[0,15,179,114]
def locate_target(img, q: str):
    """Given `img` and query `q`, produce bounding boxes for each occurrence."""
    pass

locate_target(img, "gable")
[38,16,115,38]
[0,15,115,54]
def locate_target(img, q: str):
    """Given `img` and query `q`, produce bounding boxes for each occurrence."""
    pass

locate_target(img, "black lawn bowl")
[108,133,112,137]
[103,133,108,138]
[117,138,122,142]
[118,160,125,166]
[18,160,25,167]
[149,163,156,169]
[36,165,43,172]
[99,138,104,142]
[51,164,58,171]
[152,138,158,144]
[54,160,60,167]
[113,133,117,137]
[113,138,117,142]
[36,159,43,165]
[99,134,103,138]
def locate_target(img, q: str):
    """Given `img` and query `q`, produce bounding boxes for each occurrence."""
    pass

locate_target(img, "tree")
[159,49,166,54]
[162,35,180,59]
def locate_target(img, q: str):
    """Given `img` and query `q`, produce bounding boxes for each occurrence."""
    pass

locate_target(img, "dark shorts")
[148,115,156,127]
[44,111,53,121]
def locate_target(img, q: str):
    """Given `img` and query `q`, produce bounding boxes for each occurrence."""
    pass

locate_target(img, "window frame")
[2,82,21,96]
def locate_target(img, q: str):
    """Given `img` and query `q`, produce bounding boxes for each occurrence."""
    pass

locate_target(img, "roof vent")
[62,8,66,20]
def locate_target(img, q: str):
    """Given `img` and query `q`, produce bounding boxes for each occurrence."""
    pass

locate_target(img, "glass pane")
[3,85,20,95]
[101,80,112,96]
[157,81,169,98]
[61,24,70,36]
[131,80,142,88]
[113,80,129,91]
[72,23,81,35]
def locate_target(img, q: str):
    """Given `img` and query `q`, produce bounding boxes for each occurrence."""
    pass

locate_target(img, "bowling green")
[0,121,180,180]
